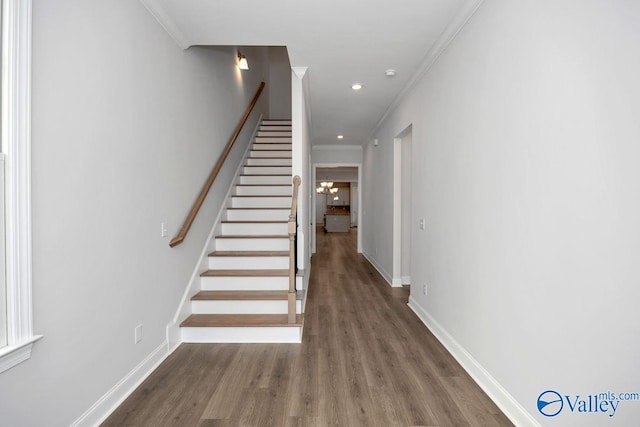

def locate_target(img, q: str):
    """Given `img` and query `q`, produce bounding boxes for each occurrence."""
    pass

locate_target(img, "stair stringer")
[166,114,263,352]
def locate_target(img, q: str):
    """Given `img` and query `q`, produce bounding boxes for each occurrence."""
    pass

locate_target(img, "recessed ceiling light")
[385,69,396,77]
[337,135,344,140]
[351,83,363,90]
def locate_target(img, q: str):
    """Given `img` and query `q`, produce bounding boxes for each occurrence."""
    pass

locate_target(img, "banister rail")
[170,81,266,247]
[288,175,302,323]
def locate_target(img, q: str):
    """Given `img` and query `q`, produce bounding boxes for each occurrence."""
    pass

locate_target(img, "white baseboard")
[71,341,175,427]
[407,297,540,427]
[361,250,394,286]
[401,275,411,285]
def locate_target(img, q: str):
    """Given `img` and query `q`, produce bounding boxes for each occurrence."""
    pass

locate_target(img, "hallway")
[104,229,511,426]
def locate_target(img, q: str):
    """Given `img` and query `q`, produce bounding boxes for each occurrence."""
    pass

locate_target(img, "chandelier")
[316,181,339,200]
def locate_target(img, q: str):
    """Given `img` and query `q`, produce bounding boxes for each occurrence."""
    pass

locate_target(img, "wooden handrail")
[170,81,266,247]
[288,175,301,323]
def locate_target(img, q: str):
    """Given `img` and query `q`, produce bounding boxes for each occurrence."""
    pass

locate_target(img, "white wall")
[363,1,640,425]
[312,145,362,165]
[362,139,394,281]
[316,167,358,182]
[0,1,270,425]
[400,132,412,284]
[291,68,311,272]
[268,47,292,119]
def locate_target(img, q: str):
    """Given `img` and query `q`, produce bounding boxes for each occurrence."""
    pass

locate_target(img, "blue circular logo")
[537,390,563,417]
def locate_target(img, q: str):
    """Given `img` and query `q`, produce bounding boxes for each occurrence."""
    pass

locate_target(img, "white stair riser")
[257,131,291,137]
[243,166,292,175]
[246,158,292,166]
[262,120,292,125]
[235,186,292,196]
[253,136,293,145]
[231,196,291,208]
[208,255,289,269]
[181,326,302,343]
[252,143,292,150]
[220,222,288,235]
[259,126,291,131]
[239,175,292,185]
[226,209,290,221]
[191,300,302,315]
[201,276,289,291]
[249,150,291,158]
[215,237,289,251]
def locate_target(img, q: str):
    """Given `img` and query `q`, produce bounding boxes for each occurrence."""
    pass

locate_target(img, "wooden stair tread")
[236,181,293,187]
[221,220,287,224]
[215,234,288,239]
[238,174,291,177]
[226,207,289,210]
[208,250,289,257]
[232,195,292,198]
[244,166,291,168]
[181,314,303,327]
[201,269,289,277]
[192,290,288,301]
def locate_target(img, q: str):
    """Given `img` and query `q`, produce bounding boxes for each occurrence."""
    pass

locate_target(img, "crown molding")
[291,66,308,79]
[370,0,485,138]
[139,0,190,50]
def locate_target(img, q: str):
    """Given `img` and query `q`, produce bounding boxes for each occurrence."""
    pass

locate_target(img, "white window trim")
[0,0,41,375]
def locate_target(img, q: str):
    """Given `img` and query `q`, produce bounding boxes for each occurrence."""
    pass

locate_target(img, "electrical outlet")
[423,284,428,296]
[419,218,426,231]
[161,222,168,237]
[135,324,143,344]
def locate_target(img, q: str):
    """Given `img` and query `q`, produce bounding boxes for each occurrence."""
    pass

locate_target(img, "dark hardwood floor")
[103,228,512,426]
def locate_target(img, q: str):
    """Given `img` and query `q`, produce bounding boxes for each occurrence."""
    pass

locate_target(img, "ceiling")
[141,0,478,145]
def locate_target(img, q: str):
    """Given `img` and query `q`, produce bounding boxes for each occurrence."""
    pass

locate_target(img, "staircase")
[180,119,305,343]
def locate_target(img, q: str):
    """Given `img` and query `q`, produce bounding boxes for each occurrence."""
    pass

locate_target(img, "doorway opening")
[312,164,362,255]
[393,125,412,288]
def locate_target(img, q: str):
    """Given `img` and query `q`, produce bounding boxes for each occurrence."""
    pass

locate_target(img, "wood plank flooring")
[103,228,512,426]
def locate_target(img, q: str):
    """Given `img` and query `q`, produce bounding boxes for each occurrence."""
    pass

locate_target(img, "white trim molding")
[139,0,190,50]
[0,0,43,375]
[408,297,541,427]
[362,250,395,287]
[392,138,402,286]
[291,66,308,80]
[71,341,173,427]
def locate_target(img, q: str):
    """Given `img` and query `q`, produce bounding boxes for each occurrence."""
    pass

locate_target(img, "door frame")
[311,163,362,254]
[392,125,412,287]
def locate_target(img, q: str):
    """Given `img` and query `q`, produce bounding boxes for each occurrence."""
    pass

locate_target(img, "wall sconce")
[238,52,249,70]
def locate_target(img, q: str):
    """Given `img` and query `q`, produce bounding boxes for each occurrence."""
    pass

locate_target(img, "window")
[0,0,41,374]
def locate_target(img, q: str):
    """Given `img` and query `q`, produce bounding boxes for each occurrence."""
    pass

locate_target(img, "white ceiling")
[142,0,478,145]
